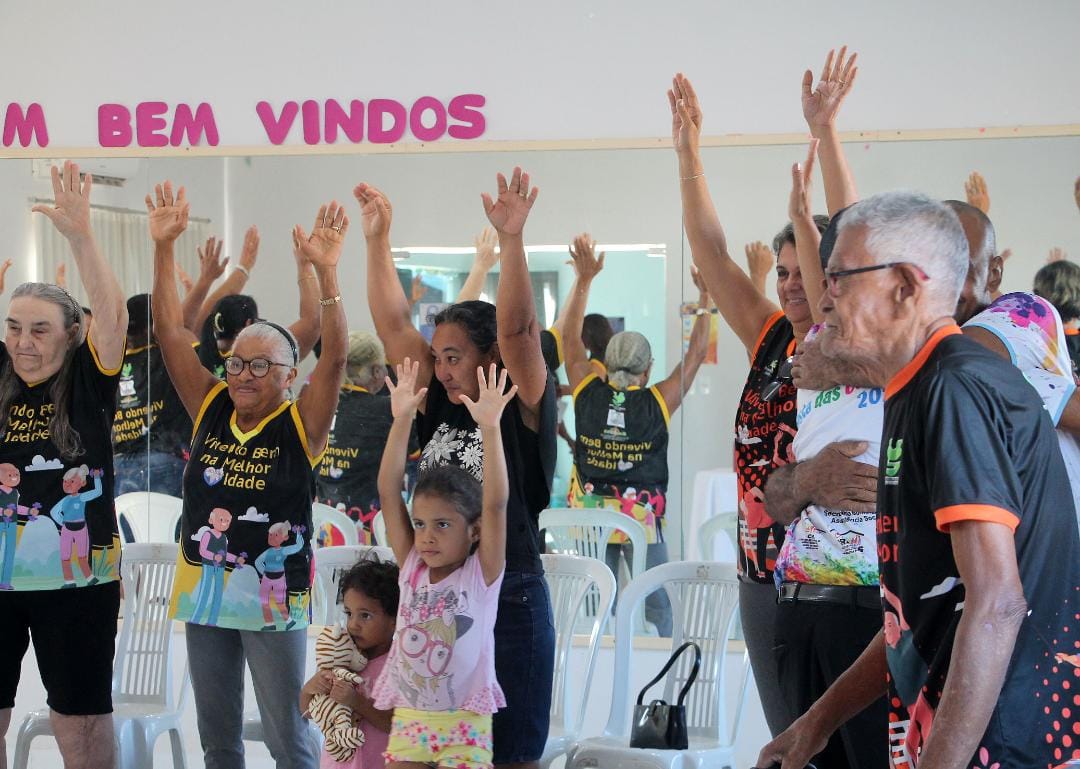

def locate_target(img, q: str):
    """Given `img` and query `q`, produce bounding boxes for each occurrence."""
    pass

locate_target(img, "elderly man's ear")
[987,253,1005,296]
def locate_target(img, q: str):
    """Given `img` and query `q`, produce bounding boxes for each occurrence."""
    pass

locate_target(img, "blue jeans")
[114,451,186,496]
[186,622,317,769]
[191,563,225,626]
[0,520,16,587]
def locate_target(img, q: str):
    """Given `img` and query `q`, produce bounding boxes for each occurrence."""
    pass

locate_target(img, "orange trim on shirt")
[750,311,785,363]
[885,324,963,400]
[934,504,1019,533]
[1065,327,1079,337]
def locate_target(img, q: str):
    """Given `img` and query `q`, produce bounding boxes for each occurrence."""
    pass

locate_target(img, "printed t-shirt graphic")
[112,344,193,458]
[0,339,122,590]
[567,373,670,544]
[734,311,797,583]
[170,381,321,631]
[372,548,505,714]
[774,377,881,588]
[878,325,1079,769]
[417,372,556,575]
[963,291,1080,520]
[317,384,419,540]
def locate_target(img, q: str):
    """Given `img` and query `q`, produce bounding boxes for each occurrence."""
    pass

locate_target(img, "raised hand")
[0,259,11,294]
[474,226,500,271]
[690,264,710,305]
[568,233,606,282]
[480,167,538,236]
[964,171,990,214]
[667,73,702,157]
[409,274,426,305]
[386,357,429,419]
[175,263,194,294]
[1049,247,1068,263]
[789,139,819,223]
[353,183,393,239]
[32,161,94,243]
[145,181,190,243]
[292,201,348,269]
[745,241,774,292]
[802,46,858,130]
[54,263,67,289]
[197,236,227,281]
[459,363,518,429]
[239,226,260,272]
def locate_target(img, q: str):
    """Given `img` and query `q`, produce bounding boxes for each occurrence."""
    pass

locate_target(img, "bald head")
[943,200,1002,323]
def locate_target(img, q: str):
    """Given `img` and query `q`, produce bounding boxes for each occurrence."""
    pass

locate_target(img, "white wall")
[0,1,1077,150]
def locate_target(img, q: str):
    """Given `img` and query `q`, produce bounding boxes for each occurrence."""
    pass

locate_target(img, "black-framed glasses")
[824,261,930,296]
[224,356,291,378]
[760,356,794,402]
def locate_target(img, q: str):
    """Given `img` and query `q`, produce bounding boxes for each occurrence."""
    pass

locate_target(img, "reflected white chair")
[114,491,184,544]
[539,507,648,579]
[539,554,616,769]
[371,510,387,547]
[14,543,188,769]
[312,502,359,547]
[566,561,750,769]
[697,512,738,562]
[312,544,396,626]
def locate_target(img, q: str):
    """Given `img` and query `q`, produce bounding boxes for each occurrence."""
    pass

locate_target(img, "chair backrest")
[113,542,181,708]
[542,553,616,737]
[371,510,387,547]
[312,502,360,547]
[312,545,396,625]
[114,491,185,544]
[697,512,737,562]
[604,561,747,747]
[539,508,648,578]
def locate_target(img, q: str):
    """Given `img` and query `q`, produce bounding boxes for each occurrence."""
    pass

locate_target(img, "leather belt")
[778,581,880,611]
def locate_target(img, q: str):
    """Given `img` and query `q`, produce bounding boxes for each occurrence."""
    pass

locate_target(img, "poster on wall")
[680,303,719,364]
[419,302,450,342]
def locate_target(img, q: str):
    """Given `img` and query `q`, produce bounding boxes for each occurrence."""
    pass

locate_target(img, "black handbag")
[629,641,701,750]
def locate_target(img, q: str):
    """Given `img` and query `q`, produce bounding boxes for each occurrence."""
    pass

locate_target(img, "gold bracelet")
[319,295,342,306]
[680,172,705,182]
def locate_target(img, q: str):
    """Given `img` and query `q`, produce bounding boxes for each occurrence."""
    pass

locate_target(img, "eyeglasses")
[224,356,291,378]
[401,625,452,675]
[760,356,794,403]
[824,261,930,297]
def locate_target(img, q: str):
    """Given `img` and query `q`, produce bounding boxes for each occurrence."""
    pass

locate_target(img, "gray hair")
[234,322,298,367]
[605,331,652,390]
[1034,260,1080,323]
[345,331,386,389]
[63,464,90,483]
[0,283,87,459]
[838,191,969,314]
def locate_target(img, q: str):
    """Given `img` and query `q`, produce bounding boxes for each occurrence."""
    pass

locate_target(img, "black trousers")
[774,598,889,769]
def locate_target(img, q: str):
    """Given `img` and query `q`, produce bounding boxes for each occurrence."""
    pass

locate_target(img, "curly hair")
[337,556,400,616]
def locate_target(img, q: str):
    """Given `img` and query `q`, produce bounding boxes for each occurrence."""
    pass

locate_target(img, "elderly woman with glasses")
[149,181,348,769]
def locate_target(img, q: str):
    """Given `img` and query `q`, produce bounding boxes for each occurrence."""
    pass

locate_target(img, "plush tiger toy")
[306,624,369,762]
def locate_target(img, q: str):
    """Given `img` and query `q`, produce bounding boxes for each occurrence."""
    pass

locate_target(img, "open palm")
[802,47,858,129]
[481,167,538,236]
[460,364,517,429]
[667,73,702,155]
[387,358,428,419]
[293,202,348,268]
[33,162,93,241]
[145,181,190,243]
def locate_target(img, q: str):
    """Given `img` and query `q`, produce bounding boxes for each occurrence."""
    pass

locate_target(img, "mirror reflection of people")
[150,180,348,769]
[316,331,418,544]
[359,168,557,768]
[112,293,193,499]
[0,161,128,769]
[563,235,711,637]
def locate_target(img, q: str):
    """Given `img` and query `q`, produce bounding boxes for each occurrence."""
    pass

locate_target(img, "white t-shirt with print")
[773,384,882,588]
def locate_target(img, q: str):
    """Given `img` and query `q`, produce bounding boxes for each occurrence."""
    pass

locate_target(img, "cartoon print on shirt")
[882,582,937,767]
[49,465,102,587]
[0,463,38,590]
[253,521,305,631]
[188,507,246,626]
[396,586,474,710]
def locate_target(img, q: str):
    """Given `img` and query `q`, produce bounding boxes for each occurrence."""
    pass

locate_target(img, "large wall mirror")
[4,134,1076,634]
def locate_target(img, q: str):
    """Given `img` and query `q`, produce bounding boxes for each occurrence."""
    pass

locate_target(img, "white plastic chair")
[540,507,648,579]
[566,561,750,769]
[697,512,738,562]
[312,502,360,547]
[114,491,184,544]
[371,509,387,547]
[312,544,397,625]
[13,543,188,769]
[540,554,616,769]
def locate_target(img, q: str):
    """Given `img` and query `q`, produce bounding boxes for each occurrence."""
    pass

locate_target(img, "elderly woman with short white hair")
[149,180,348,769]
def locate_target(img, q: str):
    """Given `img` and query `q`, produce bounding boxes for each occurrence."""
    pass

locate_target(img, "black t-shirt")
[879,325,1079,768]
[0,339,122,591]
[1065,329,1080,378]
[570,373,670,542]
[734,311,797,583]
[417,371,557,574]
[316,384,418,521]
[112,343,193,458]
[170,382,318,631]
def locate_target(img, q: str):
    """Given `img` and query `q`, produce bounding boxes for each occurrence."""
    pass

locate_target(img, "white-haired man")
[758,191,1079,769]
